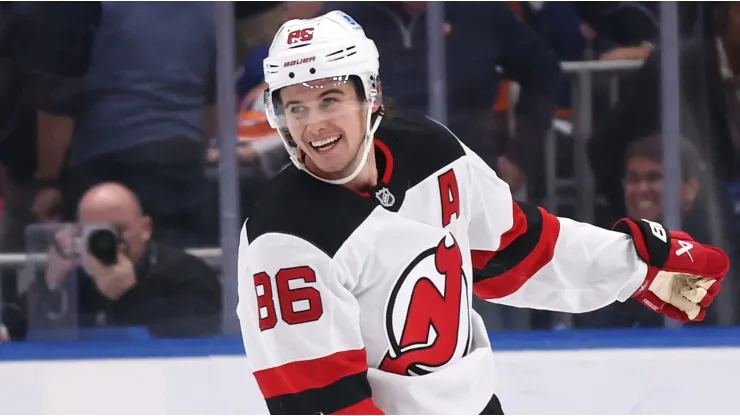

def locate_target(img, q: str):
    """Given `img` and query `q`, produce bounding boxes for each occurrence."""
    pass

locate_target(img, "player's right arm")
[236,222,384,415]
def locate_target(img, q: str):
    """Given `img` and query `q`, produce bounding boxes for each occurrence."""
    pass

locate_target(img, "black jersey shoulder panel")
[375,112,467,188]
[246,166,378,257]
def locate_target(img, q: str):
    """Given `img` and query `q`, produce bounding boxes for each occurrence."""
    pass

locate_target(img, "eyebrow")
[284,88,346,108]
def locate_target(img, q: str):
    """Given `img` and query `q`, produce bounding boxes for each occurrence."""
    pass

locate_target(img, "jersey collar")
[358,137,405,212]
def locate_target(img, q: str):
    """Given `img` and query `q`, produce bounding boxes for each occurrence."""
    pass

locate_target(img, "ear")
[681,178,701,207]
[371,79,383,114]
[140,216,154,242]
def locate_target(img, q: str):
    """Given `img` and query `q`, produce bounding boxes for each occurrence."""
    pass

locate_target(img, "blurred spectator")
[0,2,101,251]
[575,135,714,328]
[515,2,586,116]
[522,2,587,62]
[1,182,222,340]
[573,2,718,54]
[588,2,739,220]
[573,2,658,60]
[321,1,561,202]
[0,2,296,252]
[621,136,705,235]
[31,2,220,249]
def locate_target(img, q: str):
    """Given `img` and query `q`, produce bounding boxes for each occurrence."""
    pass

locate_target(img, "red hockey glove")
[613,218,730,322]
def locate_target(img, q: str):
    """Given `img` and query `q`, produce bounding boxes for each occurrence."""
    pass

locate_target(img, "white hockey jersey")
[236,114,649,415]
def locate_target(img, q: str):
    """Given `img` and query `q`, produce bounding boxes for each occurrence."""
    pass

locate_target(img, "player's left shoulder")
[375,111,467,186]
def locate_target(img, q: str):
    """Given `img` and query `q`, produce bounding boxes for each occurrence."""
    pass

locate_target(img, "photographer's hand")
[86,248,137,300]
[0,324,10,342]
[45,227,79,290]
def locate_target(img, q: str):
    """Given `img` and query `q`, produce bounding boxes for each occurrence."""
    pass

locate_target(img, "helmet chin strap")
[299,102,383,186]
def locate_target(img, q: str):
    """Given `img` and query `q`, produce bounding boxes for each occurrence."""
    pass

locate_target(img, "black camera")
[81,224,120,266]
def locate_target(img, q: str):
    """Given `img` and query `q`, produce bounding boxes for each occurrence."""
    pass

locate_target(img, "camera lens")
[87,228,118,265]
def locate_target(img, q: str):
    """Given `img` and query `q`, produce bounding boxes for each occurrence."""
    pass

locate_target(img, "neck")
[345,145,378,193]
[303,142,378,190]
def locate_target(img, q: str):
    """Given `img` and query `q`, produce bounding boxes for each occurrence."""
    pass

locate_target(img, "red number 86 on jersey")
[253,266,324,330]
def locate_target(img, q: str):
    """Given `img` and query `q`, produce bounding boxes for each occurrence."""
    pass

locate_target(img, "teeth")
[638,200,654,209]
[310,135,340,148]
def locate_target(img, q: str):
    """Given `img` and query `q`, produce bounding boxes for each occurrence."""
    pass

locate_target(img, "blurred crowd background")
[0,1,738,343]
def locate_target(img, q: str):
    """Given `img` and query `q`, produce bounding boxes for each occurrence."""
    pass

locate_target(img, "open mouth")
[310,134,342,153]
[637,199,656,211]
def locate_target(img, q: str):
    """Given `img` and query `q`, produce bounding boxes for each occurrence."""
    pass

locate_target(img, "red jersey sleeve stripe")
[254,347,369,398]
[470,201,528,269]
[471,201,560,299]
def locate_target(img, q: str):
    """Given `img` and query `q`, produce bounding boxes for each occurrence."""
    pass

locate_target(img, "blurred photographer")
[1,182,222,340]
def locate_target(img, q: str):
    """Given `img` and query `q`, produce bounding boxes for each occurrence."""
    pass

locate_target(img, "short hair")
[624,133,706,181]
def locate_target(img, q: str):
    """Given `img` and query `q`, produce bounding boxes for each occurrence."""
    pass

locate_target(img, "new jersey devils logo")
[380,234,470,376]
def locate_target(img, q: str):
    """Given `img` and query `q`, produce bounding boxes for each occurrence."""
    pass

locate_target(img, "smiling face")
[624,156,701,221]
[278,77,370,180]
[624,156,665,221]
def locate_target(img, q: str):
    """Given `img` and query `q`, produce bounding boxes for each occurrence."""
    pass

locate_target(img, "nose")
[635,178,653,194]
[305,111,330,136]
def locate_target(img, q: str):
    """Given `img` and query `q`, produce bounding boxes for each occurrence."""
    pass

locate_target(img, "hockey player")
[236,11,730,415]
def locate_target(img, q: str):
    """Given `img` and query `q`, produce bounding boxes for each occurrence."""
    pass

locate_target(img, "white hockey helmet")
[263,10,384,185]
